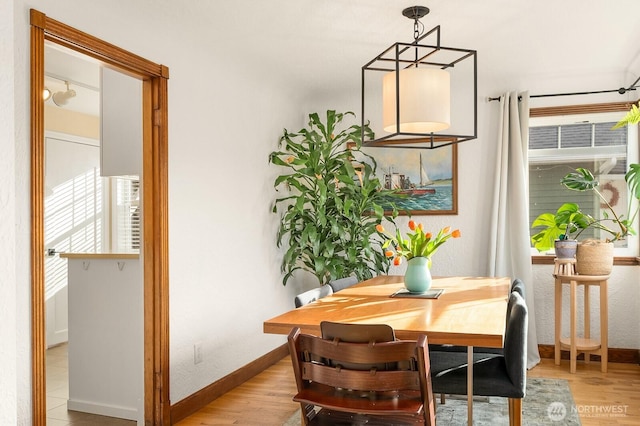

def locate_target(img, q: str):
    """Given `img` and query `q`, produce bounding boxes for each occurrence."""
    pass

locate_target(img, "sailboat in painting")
[384,153,436,196]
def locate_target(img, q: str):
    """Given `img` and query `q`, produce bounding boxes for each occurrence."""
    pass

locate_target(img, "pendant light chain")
[413,15,424,66]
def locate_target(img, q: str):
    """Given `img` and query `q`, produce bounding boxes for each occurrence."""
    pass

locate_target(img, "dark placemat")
[390,288,444,299]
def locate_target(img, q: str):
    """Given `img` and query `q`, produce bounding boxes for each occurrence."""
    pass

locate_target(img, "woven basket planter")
[576,239,614,276]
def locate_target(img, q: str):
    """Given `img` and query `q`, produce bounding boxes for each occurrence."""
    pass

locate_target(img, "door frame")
[30,9,170,425]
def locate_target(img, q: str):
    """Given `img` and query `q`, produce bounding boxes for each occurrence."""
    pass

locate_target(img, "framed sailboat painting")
[359,144,458,215]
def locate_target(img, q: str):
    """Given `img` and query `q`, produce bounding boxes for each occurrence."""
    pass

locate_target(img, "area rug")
[283,378,581,425]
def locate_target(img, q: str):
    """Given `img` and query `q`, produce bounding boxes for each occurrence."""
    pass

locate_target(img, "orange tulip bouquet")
[376,220,461,267]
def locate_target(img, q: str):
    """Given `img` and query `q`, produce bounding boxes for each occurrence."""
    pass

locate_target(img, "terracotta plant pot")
[576,239,614,276]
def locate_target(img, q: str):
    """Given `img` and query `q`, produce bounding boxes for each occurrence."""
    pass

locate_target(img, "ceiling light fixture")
[52,81,76,106]
[43,87,52,101]
[361,5,477,149]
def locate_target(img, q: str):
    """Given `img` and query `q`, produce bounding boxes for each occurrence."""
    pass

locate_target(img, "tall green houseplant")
[270,110,400,285]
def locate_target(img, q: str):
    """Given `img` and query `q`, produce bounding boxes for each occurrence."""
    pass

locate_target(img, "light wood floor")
[176,356,640,426]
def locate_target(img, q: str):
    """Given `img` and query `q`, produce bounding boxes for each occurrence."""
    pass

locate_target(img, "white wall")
[0,1,19,424]
[166,37,306,401]
[3,1,640,424]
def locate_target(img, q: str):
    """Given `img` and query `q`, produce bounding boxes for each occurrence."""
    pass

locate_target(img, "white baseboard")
[67,398,138,421]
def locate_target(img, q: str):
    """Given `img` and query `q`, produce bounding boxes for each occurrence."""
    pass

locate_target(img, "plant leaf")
[561,168,599,192]
[626,163,640,201]
[612,103,640,129]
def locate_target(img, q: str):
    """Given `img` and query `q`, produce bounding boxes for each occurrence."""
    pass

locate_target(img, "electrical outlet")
[194,342,203,364]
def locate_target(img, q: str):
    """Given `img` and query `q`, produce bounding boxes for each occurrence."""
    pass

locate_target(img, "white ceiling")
[195,0,640,97]
[43,0,640,115]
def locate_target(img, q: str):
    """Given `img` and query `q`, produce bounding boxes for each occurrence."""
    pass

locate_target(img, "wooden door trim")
[29,9,170,425]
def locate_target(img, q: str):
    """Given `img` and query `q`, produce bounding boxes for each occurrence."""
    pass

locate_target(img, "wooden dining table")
[263,275,512,425]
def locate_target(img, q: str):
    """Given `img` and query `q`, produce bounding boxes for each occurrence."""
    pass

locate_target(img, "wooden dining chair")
[294,285,333,308]
[429,292,528,426]
[287,327,436,425]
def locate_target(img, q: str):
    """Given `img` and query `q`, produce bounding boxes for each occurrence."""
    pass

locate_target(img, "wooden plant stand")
[553,258,609,373]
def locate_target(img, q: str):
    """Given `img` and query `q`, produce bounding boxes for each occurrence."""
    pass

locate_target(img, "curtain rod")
[487,76,640,102]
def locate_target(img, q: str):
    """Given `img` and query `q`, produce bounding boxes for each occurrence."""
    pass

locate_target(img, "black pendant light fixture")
[361,5,477,149]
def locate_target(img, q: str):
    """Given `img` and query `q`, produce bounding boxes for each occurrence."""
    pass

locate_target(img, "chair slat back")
[320,321,396,371]
[300,361,420,391]
[320,321,395,343]
[299,332,414,365]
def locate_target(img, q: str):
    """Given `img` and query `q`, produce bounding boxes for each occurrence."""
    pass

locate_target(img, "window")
[44,133,142,299]
[111,177,141,253]
[529,110,639,256]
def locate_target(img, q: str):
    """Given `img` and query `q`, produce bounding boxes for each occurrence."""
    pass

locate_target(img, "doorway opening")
[30,9,170,425]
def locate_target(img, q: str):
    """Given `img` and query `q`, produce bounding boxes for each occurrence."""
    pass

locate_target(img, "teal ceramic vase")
[404,257,432,293]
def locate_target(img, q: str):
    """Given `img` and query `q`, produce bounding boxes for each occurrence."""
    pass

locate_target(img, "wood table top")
[264,275,511,348]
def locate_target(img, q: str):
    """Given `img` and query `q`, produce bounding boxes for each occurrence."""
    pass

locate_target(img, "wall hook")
[82,261,90,270]
[117,261,126,271]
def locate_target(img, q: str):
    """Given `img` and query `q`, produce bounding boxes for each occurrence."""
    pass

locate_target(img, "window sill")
[531,255,639,266]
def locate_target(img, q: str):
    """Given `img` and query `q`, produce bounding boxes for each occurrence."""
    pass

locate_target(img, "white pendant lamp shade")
[382,67,450,133]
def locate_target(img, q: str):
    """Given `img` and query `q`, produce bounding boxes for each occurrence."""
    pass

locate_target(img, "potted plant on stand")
[531,202,595,259]
[560,165,639,275]
[270,110,402,286]
[531,165,639,274]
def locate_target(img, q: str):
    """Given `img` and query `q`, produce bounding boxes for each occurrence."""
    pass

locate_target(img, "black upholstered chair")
[294,285,333,308]
[429,278,527,404]
[511,278,525,299]
[430,291,528,426]
[327,276,359,293]
[430,278,526,354]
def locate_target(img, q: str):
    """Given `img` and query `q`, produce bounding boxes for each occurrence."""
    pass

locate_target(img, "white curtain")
[489,91,540,369]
